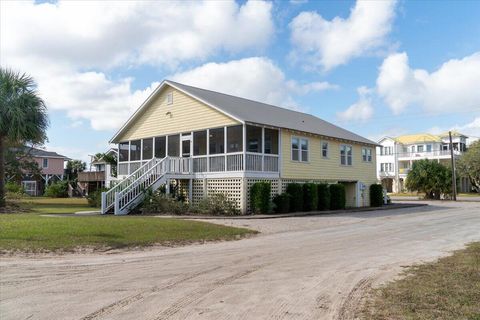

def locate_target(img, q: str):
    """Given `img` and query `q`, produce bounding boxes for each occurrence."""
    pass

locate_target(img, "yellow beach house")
[102,80,378,214]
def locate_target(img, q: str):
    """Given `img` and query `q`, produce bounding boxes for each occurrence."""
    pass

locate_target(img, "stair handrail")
[101,157,161,213]
[115,157,169,213]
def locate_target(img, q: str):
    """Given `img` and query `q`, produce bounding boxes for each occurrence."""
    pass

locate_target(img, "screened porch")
[117,124,280,176]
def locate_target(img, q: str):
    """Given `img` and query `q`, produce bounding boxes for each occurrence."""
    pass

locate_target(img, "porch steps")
[101,157,191,215]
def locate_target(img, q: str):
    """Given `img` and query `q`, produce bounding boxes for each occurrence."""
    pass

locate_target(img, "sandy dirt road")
[1,201,479,320]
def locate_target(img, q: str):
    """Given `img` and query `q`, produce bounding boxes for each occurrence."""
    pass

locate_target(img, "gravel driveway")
[1,201,479,320]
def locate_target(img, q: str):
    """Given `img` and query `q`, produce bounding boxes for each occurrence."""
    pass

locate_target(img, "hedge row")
[250,182,354,214]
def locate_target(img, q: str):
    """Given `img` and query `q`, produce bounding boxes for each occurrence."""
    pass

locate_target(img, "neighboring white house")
[376,132,471,193]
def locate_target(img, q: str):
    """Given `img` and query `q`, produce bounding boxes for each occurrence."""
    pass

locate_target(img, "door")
[181,134,192,157]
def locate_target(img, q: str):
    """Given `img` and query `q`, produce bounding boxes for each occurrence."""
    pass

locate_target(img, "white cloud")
[171,57,337,108]
[289,0,397,71]
[377,52,480,114]
[0,0,274,131]
[337,86,374,122]
[2,0,273,69]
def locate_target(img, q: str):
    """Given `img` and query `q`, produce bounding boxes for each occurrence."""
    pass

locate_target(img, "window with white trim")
[340,145,352,166]
[321,141,328,158]
[166,92,173,105]
[291,137,308,162]
[42,158,48,168]
[362,147,372,162]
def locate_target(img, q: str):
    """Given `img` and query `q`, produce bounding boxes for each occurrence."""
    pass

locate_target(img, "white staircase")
[101,157,191,215]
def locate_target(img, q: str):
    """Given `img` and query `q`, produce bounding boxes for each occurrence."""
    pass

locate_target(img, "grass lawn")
[0,214,255,252]
[362,242,480,320]
[8,197,94,214]
[0,197,256,253]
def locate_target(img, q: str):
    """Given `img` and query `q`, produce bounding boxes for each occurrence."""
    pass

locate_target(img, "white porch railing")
[117,153,279,177]
[102,157,160,214]
[102,157,192,214]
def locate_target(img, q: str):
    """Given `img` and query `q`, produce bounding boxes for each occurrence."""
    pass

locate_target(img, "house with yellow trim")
[376,132,470,193]
[102,80,378,215]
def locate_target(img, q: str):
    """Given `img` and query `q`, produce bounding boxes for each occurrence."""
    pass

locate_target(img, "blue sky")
[1,0,479,162]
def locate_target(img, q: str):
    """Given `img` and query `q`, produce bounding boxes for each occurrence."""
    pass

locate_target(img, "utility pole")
[449,131,457,201]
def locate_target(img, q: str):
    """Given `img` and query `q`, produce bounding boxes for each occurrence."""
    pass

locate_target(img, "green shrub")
[370,184,384,207]
[142,191,190,215]
[329,184,346,210]
[272,193,290,213]
[44,181,68,198]
[302,183,318,211]
[317,184,331,210]
[5,182,23,194]
[193,193,239,216]
[286,183,303,212]
[250,182,271,214]
[86,188,107,208]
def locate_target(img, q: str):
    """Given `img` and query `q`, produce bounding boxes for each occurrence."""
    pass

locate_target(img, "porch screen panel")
[227,125,243,153]
[264,128,278,154]
[130,140,141,161]
[193,131,207,156]
[168,134,180,157]
[119,142,129,162]
[154,136,166,158]
[246,125,262,153]
[209,128,224,154]
[142,138,153,160]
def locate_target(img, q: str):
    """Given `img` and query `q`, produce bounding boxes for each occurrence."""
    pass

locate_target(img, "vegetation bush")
[317,184,330,210]
[406,159,452,199]
[193,193,240,216]
[141,190,239,216]
[86,188,107,208]
[302,183,318,211]
[250,182,271,214]
[286,183,303,212]
[5,182,23,194]
[142,191,190,215]
[44,181,68,198]
[272,193,290,213]
[329,184,346,210]
[370,184,384,207]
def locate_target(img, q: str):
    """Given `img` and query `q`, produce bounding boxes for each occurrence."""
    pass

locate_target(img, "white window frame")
[291,136,309,162]
[362,147,372,162]
[166,92,173,105]
[321,141,329,158]
[340,145,353,166]
[42,158,49,168]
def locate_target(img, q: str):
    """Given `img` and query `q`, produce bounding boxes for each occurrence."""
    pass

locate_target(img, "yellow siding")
[281,130,377,206]
[117,86,239,141]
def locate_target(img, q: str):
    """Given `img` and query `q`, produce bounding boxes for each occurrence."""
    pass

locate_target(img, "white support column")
[165,179,170,194]
[101,191,106,214]
[206,128,210,172]
[188,179,193,203]
[224,126,227,171]
[152,137,156,159]
[128,140,131,175]
[278,128,282,177]
[242,124,246,171]
[240,177,247,214]
[261,127,265,172]
[140,139,143,162]
[165,135,169,157]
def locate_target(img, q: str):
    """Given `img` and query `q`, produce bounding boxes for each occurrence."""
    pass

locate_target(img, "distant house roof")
[395,134,442,144]
[111,80,378,146]
[15,146,70,160]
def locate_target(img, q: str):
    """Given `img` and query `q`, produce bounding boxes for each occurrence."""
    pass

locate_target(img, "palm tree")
[0,68,49,206]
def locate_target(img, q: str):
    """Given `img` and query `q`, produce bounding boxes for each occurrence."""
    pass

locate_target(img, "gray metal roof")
[14,146,69,159]
[167,80,377,146]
